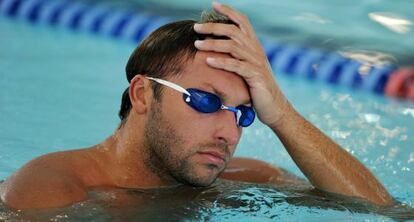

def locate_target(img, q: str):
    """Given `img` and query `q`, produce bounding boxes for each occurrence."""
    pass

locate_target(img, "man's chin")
[184,165,223,187]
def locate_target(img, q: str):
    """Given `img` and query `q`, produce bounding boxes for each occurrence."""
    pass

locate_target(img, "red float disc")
[384,68,414,100]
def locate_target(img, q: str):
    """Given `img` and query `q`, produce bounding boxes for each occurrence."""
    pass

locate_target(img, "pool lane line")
[1,0,413,101]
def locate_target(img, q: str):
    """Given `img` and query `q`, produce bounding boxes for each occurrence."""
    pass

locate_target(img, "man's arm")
[268,104,393,205]
[194,2,393,206]
[220,157,309,187]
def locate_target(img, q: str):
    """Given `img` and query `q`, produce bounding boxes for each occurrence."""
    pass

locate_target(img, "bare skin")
[0,2,393,210]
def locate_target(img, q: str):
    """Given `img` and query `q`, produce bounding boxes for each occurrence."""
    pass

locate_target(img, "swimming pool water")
[128,0,414,67]
[1,2,414,221]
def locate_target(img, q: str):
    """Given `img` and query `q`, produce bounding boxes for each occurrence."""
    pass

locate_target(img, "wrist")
[266,97,296,130]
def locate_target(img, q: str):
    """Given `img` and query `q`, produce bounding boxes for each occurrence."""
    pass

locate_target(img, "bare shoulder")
[0,151,89,209]
[220,157,309,187]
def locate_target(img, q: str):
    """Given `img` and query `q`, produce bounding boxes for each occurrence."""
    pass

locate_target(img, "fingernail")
[206,57,216,64]
[193,23,201,30]
[194,40,203,47]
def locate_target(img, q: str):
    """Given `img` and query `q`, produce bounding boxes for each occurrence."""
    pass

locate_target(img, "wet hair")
[118,11,234,124]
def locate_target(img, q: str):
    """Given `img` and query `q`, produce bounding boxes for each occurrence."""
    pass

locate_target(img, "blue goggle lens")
[236,105,255,127]
[183,88,255,127]
[184,89,221,113]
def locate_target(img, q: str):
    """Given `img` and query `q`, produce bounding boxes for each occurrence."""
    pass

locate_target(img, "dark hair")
[118,11,234,123]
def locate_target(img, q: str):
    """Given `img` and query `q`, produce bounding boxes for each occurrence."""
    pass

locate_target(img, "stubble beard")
[143,101,224,187]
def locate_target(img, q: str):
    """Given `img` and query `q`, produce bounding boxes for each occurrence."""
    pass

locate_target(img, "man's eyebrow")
[202,83,252,106]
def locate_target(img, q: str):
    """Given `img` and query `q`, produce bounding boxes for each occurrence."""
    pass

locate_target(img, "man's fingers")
[206,57,256,80]
[212,2,255,38]
[194,39,259,64]
[193,23,258,53]
[193,23,244,45]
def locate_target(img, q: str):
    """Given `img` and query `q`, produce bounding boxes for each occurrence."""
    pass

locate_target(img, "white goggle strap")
[236,110,242,125]
[146,77,191,97]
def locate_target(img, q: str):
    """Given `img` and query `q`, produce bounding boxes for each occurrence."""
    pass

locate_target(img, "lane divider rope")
[1,0,412,101]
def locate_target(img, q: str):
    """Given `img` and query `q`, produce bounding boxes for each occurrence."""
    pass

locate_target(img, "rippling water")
[1,180,413,221]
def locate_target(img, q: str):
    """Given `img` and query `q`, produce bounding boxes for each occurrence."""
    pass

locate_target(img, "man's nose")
[213,110,241,146]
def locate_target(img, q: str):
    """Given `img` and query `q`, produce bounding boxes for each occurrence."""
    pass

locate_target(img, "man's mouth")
[197,150,226,167]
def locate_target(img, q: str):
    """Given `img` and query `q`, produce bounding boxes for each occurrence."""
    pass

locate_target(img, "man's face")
[143,51,251,186]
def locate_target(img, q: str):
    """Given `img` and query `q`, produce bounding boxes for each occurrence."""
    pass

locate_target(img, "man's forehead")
[180,51,251,105]
[184,51,237,80]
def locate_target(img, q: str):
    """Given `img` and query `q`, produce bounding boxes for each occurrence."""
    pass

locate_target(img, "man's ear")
[129,75,152,114]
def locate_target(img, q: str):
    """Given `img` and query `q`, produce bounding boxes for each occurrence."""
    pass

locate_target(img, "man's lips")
[197,150,227,166]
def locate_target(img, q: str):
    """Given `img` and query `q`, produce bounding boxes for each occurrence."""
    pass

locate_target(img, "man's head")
[119,11,251,186]
[119,12,234,122]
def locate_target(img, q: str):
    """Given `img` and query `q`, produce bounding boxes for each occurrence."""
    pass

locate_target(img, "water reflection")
[339,50,396,71]
[292,12,331,24]
[369,12,412,34]
[1,180,413,221]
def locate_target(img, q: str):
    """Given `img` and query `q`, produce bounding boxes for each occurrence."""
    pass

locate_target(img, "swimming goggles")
[146,77,255,127]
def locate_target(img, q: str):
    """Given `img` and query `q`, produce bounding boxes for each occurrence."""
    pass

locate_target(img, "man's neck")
[93,116,179,189]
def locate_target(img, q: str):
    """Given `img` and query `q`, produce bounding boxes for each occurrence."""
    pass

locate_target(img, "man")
[0,2,393,209]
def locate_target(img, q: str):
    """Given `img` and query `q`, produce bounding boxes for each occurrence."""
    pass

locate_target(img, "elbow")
[1,189,29,210]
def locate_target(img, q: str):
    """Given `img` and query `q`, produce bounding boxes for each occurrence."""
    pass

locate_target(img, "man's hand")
[193,2,394,206]
[193,2,290,127]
